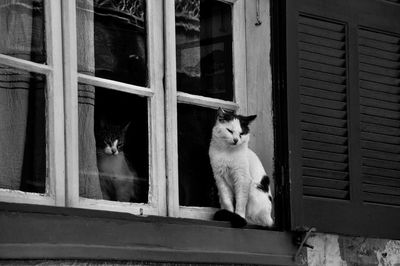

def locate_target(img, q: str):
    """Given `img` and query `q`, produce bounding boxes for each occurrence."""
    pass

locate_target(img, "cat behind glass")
[96,120,138,202]
[209,108,274,228]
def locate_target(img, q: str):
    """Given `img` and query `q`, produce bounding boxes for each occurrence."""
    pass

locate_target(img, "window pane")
[0,65,46,193]
[175,0,233,101]
[178,104,219,207]
[78,84,149,203]
[0,0,46,64]
[76,0,148,87]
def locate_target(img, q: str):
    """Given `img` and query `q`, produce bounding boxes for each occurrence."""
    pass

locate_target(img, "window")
[285,0,400,239]
[166,0,248,219]
[0,0,275,225]
[64,0,166,215]
[0,0,65,206]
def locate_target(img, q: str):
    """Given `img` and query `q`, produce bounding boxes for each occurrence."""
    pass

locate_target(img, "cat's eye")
[226,128,233,134]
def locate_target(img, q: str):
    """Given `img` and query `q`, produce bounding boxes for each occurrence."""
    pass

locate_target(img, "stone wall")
[306,233,400,266]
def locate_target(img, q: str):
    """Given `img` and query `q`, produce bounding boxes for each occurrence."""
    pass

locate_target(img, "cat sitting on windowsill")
[209,108,274,228]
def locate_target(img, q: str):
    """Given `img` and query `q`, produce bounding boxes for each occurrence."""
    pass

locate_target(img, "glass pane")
[178,104,219,207]
[175,0,233,100]
[76,0,148,87]
[78,84,149,203]
[0,65,46,193]
[0,0,46,64]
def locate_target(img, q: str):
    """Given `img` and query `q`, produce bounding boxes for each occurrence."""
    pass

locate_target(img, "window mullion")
[46,0,66,206]
[164,0,180,218]
[61,0,80,207]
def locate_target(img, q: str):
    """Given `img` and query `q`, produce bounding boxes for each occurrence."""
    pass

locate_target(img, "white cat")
[209,108,274,228]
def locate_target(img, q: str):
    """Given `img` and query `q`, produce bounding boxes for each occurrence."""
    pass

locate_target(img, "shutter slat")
[363,158,400,171]
[364,174,400,188]
[360,62,400,78]
[303,131,347,145]
[361,97,400,112]
[362,149,400,163]
[363,166,400,179]
[304,187,348,199]
[360,72,400,87]
[364,184,400,196]
[302,122,347,137]
[303,167,348,180]
[359,54,400,69]
[360,80,400,95]
[301,105,346,119]
[299,16,345,32]
[362,132,400,145]
[359,37,400,53]
[361,122,400,137]
[300,42,345,58]
[361,114,400,128]
[300,67,346,84]
[301,95,346,110]
[302,113,346,128]
[303,149,348,163]
[300,61,346,76]
[359,46,400,62]
[359,29,400,44]
[362,140,400,154]
[299,25,344,41]
[301,86,346,101]
[299,34,345,50]
[302,140,347,154]
[301,77,346,93]
[360,88,400,103]
[303,176,349,190]
[360,106,400,120]
[364,193,400,206]
[300,51,345,67]
[303,158,347,171]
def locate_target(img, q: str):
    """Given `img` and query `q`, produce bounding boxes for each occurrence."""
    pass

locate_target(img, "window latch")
[292,226,316,262]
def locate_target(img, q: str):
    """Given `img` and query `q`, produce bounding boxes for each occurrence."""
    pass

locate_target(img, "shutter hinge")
[293,226,316,263]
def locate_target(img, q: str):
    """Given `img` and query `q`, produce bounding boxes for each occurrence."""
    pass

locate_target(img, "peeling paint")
[307,234,400,266]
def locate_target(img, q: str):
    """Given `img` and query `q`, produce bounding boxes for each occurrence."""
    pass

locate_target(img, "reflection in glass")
[178,104,219,207]
[0,65,46,193]
[0,0,46,64]
[78,84,149,203]
[76,0,148,86]
[175,0,233,100]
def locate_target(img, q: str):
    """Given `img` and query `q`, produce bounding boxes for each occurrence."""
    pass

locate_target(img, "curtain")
[77,0,102,199]
[0,0,46,193]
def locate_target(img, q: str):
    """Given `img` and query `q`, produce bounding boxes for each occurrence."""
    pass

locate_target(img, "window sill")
[0,202,297,265]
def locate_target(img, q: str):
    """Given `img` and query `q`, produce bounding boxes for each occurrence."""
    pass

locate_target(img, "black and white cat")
[96,120,138,202]
[209,108,274,228]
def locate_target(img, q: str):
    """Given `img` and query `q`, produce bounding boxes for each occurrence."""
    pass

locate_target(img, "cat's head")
[211,107,257,147]
[96,120,131,155]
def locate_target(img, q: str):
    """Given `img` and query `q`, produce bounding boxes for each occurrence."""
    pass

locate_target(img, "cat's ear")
[240,114,257,125]
[216,107,234,122]
[122,121,131,133]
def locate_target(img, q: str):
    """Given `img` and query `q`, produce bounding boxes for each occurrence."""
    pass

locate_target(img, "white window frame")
[63,0,166,216]
[165,0,247,219]
[0,0,65,206]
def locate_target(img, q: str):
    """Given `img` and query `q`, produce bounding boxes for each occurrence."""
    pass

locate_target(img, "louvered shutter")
[286,0,400,238]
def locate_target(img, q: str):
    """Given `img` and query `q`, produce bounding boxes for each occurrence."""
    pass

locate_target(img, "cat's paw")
[231,213,247,228]
[214,209,234,222]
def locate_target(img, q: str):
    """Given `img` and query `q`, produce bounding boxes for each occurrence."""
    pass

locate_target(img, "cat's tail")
[214,209,247,228]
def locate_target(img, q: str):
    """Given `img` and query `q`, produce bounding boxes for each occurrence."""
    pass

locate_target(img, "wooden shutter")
[286,0,400,239]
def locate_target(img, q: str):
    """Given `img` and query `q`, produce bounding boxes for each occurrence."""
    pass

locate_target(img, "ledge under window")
[0,202,297,265]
